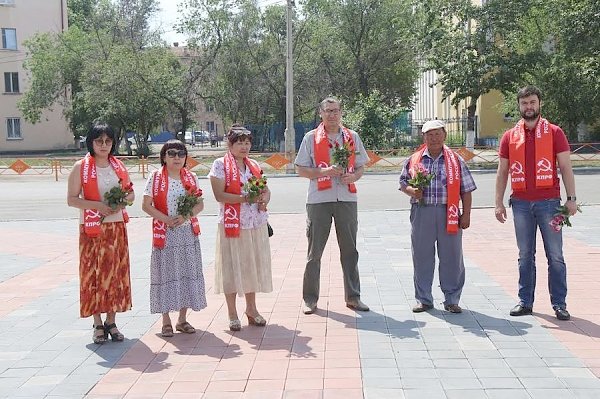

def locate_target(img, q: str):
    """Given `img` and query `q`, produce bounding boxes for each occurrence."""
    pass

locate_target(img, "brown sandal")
[245,313,266,326]
[93,324,107,344]
[175,322,196,334]
[161,324,174,337]
[104,322,125,342]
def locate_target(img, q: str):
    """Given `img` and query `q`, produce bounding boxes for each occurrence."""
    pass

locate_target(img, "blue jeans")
[511,198,567,309]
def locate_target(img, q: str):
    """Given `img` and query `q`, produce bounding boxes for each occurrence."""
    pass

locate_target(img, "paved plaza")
[0,173,600,398]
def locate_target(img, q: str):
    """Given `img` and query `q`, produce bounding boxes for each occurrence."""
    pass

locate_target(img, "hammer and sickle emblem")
[224,207,238,222]
[154,220,166,232]
[448,204,459,218]
[536,158,552,173]
[85,210,101,220]
[510,161,524,176]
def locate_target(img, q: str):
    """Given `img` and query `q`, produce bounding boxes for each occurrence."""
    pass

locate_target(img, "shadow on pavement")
[229,323,318,359]
[534,313,600,338]
[430,308,533,336]
[321,308,426,340]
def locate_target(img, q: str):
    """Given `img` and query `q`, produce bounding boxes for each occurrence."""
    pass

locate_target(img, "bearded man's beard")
[520,109,540,121]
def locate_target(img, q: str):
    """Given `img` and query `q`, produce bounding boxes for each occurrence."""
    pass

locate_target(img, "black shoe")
[555,307,570,321]
[104,322,125,342]
[510,304,532,316]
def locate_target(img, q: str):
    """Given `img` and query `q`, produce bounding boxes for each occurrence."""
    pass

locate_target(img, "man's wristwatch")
[566,196,576,201]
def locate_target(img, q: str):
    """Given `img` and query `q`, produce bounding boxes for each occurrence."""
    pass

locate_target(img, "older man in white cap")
[399,120,477,313]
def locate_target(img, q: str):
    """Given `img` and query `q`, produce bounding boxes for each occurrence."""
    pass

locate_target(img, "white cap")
[422,120,445,133]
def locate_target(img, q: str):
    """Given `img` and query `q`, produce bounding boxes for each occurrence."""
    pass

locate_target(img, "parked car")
[195,131,210,143]
[126,132,151,145]
[185,131,210,145]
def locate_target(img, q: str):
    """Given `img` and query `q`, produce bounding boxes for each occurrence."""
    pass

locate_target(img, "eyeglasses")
[93,138,113,146]
[166,149,187,158]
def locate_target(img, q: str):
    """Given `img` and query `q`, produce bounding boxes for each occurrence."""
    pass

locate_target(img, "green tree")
[178,0,420,135]
[19,0,166,150]
[81,45,174,156]
[521,0,600,139]
[416,0,541,131]
[179,0,291,135]
[344,90,404,149]
[18,27,93,138]
[301,0,418,109]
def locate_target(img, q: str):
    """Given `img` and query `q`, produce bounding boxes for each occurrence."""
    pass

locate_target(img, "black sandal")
[104,322,125,342]
[93,324,107,344]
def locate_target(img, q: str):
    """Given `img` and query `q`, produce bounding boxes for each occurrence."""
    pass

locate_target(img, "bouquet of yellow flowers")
[408,163,434,206]
[104,180,134,210]
[243,175,268,204]
[177,185,203,218]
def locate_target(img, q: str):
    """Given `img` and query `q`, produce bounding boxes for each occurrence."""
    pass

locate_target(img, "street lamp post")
[284,0,295,173]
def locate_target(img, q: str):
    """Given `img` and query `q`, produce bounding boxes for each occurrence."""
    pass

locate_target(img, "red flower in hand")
[177,185,203,218]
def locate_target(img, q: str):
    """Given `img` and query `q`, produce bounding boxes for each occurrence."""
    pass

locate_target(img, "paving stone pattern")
[0,207,599,398]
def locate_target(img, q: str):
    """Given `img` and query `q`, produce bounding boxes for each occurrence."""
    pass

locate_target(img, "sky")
[150,0,186,46]
[151,0,288,46]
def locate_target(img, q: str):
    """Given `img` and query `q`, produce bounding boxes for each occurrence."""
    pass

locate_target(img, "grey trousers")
[410,204,465,306]
[303,201,361,303]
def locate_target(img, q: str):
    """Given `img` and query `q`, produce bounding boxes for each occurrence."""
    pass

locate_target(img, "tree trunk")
[180,110,189,143]
[466,98,477,150]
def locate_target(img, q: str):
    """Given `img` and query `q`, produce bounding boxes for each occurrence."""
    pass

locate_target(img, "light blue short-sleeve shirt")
[294,127,369,204]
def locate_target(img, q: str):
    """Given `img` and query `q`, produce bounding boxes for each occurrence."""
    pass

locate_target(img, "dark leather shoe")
[346,299,369,312]
[555,307,570,320]
[412,303,433,313]
[303,302,317,315]
[444,304,462,313]
[510,304,533,316]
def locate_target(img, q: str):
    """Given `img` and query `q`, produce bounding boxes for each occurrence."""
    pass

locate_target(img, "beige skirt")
[214,223,273,296]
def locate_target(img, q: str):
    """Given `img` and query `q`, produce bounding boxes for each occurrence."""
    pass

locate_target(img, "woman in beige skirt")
[208,125,272,331]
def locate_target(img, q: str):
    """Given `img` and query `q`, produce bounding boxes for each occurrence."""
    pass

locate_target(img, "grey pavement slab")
[0,192,598,398]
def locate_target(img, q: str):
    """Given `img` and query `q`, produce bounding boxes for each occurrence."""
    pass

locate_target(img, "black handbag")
[267,223,274,237]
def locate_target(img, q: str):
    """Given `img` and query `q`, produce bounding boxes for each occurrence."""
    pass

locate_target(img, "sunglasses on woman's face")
[93,138,113,146]
[166,149,187,158]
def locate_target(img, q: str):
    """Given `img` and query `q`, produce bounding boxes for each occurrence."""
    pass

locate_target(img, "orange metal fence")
[1,143,599,180]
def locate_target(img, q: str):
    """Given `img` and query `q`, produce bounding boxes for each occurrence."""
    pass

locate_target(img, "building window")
[4,72,19,93]
[1,28,17,50]
[205,103,214,112]
[206,121,215,132]
[7,118,21,139]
